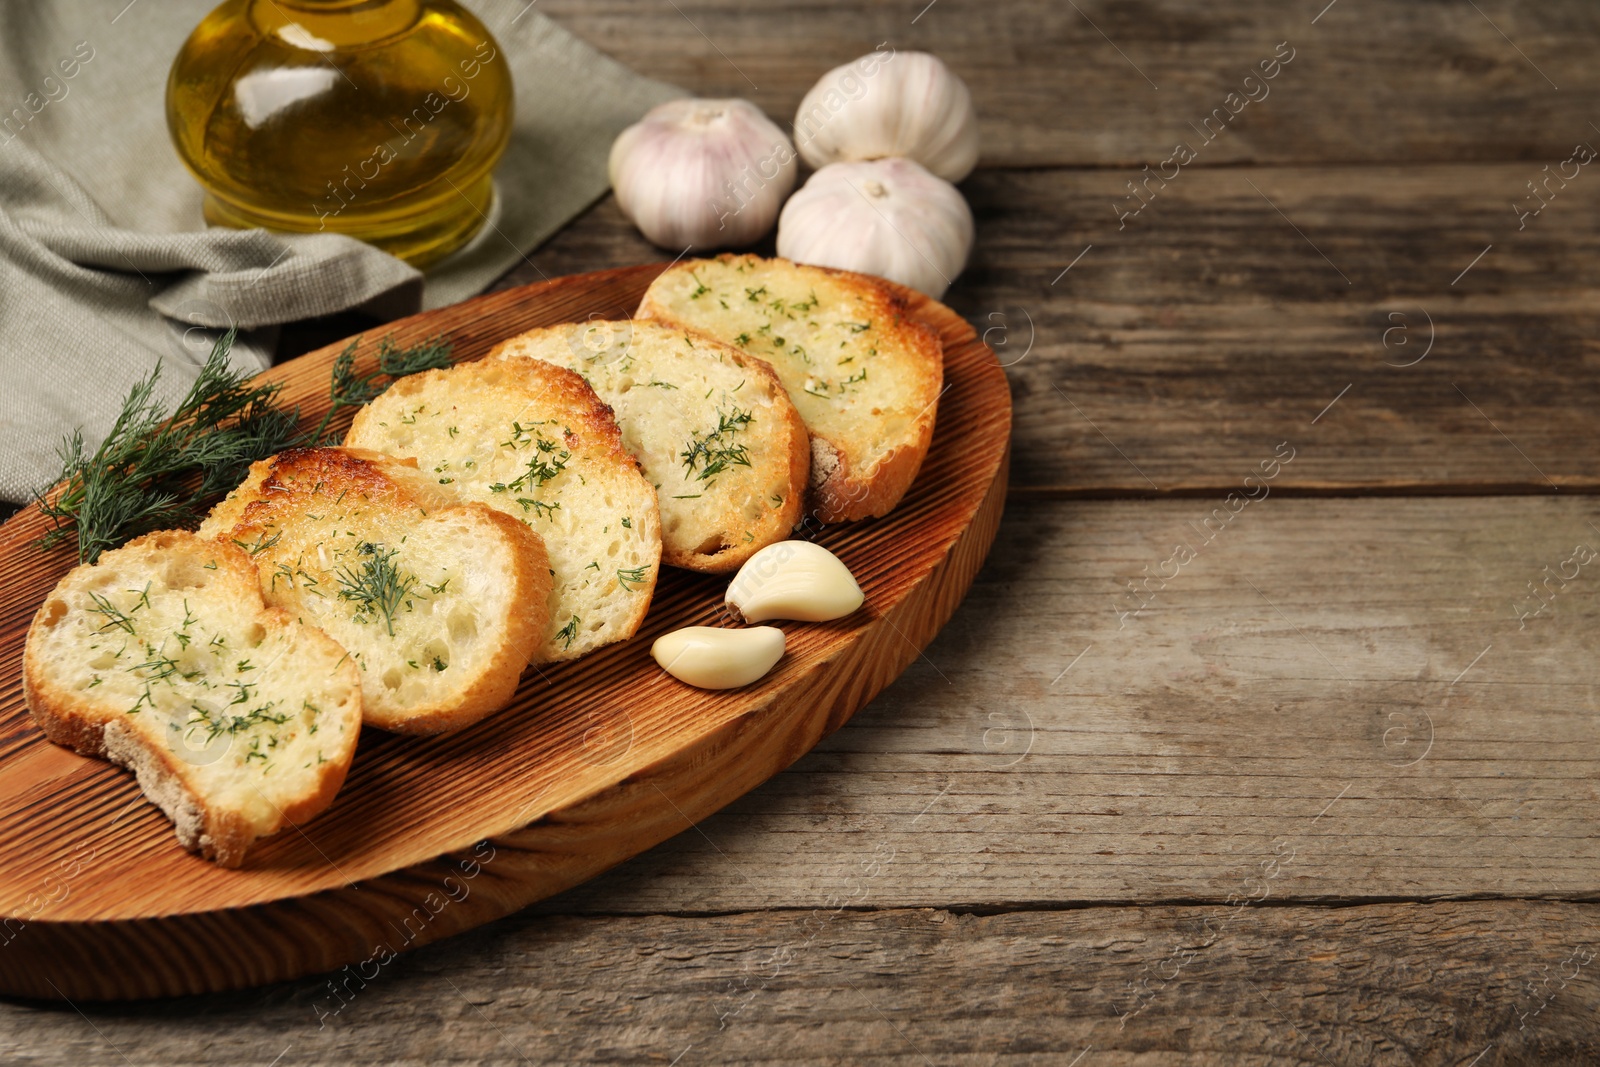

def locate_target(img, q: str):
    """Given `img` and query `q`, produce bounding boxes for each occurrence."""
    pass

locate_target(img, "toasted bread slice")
[23,531,362,867]
[344,359,661,663]
[197,447,550,734]
[489,320,809,573]
[637,254,944,523]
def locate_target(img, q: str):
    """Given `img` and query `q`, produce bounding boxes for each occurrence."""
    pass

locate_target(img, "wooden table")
[7,1,1598,1063]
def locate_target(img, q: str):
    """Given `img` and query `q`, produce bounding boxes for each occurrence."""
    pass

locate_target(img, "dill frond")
[37,330,303,563]
[680,408,754,481]
[312,333,454,443]
[555,614,580,649]
[36,331,454,564]
[334,541,418,637]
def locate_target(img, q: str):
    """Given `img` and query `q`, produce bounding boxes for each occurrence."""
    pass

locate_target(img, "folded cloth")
[0,0,680,504]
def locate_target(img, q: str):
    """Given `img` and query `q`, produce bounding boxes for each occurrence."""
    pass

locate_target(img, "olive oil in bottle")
[167,0,513,268]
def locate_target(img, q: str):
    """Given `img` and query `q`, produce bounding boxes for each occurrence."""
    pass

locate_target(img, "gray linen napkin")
[0,0,680,504]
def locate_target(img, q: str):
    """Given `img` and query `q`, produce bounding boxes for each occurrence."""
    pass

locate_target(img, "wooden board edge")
[0,441,1009,1001]
[0,264,1012,1000]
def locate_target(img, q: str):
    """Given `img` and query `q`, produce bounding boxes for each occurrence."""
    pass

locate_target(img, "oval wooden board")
[0,263,1009,1001]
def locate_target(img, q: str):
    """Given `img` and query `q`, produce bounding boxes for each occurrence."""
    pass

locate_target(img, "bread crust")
[22,531,362,867]
[637,254,944,524]
[674,345,810,571]
[746,351,813,567]
[199,447,551,734]
[379,504,549,733]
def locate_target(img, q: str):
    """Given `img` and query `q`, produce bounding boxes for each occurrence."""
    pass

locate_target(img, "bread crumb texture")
[492,320,809,573]
[199,447,550,733]
[346,359,661,662]
[23,531,361,866]
[638,254,943,522]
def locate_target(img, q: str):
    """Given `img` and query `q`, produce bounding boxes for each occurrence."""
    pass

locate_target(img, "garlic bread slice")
[344,359,661,663]
[23,531,362,867]
[199,447,550,734]
[490,320,809,573]
[637,254,944,523]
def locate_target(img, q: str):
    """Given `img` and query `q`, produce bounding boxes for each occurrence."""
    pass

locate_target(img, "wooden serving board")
[0,263,1010,1001]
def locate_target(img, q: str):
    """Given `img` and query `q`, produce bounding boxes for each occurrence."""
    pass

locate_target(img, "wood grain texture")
[0,266,1011,1000]
[3,901,1596,1065]
[491,495,1599,914]
[506,164,1600,495]
[540,0,1600,168]
[8,0,1597,1054]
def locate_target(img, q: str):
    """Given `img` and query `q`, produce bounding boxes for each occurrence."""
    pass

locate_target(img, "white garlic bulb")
[793,50,979,182]
[726,541,864,623]
[652,626,785,689]
[777,158,974,299]
[609,98,798,249]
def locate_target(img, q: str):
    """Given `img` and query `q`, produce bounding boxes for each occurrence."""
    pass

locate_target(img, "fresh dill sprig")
[335,541,418,637]
[515,498,560,519]
[501,435,571,494]
[344,334,454,405]
[37,330,303,564]
[186,702,289,746]
[85,591,136,634]
[616,565,650,591]
[311,333,454,442]
[680,408,754,481]
[36,331,455,564]
[555,614,580,649]
[231,529,283,557]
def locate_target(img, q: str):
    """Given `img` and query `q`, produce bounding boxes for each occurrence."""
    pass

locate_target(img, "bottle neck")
[249,0,423,49]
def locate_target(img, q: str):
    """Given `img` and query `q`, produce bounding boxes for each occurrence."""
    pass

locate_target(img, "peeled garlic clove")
[652,626,785,689]
[726,541,864,623]
[608,98,797,249]
[777,158,973,299]
[794,50,980,182]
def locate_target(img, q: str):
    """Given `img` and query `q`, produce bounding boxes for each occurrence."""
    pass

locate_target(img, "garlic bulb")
[793,50,979,182]
[726,541,864,623]
[652,626,785,689]
[609,98,797,249]
[777,158,974,299]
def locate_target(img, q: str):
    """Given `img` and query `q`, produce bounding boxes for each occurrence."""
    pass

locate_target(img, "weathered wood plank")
[539,0,1600,168]
[961,164,1600,495]
[494,495,1600,913]
[3,901,1595,1064]
[508,163,1600,494]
